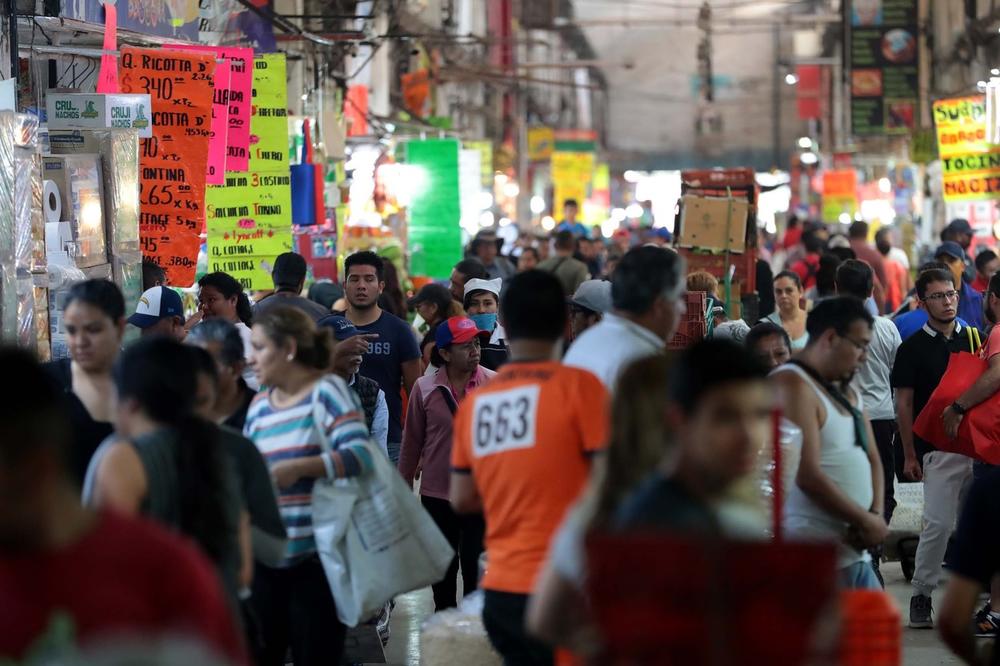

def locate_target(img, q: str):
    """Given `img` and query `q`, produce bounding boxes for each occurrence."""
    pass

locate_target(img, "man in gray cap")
[568,279,612,342]
[253,252,330,321]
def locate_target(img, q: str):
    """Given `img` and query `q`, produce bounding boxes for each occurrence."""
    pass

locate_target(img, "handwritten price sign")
[120,47,215,286]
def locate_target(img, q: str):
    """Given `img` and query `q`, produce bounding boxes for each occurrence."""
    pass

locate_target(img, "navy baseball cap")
[128,287,185,328]
[319,315,361,341]
[934,241,966,262]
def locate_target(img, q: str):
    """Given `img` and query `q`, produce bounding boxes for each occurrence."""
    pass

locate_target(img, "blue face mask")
[470,313,497,333]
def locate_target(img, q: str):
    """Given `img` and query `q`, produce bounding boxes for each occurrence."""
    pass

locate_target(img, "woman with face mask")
[463,277,509,371]
[44,279,126,487]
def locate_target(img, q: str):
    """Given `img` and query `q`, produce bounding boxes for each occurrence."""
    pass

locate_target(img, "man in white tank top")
[772,297,888,590]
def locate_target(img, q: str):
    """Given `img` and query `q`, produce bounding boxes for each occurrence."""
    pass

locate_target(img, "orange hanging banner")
[95,1,118,93]
[119,47,216,286]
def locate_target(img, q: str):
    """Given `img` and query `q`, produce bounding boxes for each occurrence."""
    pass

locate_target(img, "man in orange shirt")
[451,270,609,666]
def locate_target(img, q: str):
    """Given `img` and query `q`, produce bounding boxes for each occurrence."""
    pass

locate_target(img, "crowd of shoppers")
[8,211,1000,666]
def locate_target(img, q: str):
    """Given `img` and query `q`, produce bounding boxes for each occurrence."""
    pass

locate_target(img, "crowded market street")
[7,1,1000,665]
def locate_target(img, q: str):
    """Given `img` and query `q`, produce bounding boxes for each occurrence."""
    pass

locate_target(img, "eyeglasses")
[922,290,959,302]
[839,335,870,353]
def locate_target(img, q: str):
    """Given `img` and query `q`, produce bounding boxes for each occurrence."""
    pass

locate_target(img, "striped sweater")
[244,374,373,565]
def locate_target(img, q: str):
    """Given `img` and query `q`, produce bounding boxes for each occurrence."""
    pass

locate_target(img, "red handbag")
[912,351,1000,464]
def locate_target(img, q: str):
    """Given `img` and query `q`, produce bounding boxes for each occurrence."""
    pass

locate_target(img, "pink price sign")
[206,59,231,185]
[171,45,253,172]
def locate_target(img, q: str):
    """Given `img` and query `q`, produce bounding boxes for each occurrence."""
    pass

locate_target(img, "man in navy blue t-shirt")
[339,252,421,463]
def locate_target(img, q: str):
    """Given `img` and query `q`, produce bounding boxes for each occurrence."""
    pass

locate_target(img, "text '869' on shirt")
[243,375,372,566]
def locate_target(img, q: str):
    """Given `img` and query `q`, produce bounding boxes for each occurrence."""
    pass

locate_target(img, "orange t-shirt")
[451,361,609,594]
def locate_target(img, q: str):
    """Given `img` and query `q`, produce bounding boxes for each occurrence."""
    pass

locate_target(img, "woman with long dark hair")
[199,271,258,389]
[244,306,375,665]
[84,337,246,601]
[44,279,125,486]
[378,259,408,320]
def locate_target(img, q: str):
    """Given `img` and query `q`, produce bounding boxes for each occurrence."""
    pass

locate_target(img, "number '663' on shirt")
[451,361,609,595]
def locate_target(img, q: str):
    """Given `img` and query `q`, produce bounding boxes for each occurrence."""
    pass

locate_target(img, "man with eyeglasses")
[773,297,887,590]
[892,267,982,629]
[836,260,903,585]
[935,241,985,331]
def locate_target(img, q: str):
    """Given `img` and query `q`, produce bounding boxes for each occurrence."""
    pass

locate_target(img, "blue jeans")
[840,560,883,590]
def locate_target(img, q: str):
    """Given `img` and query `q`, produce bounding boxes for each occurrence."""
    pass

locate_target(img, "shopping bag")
[307,380,455,627]
[912,352,1000,464]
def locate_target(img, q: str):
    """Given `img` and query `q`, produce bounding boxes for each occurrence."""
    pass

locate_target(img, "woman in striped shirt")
[243,306,374,665]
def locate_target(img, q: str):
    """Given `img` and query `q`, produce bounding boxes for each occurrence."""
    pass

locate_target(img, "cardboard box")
[46,93,152,138]
[678,195,750,253]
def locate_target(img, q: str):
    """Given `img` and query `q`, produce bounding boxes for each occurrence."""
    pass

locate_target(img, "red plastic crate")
[668,291,707,350]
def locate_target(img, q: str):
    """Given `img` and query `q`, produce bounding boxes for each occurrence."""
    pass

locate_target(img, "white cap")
[464,277,502,299]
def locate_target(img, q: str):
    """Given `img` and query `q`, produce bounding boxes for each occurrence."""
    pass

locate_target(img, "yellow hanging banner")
[933,96,1000,201]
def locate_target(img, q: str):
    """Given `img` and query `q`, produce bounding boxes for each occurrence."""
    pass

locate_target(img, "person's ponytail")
[175,414,233,563]
[312,327,334,370]
[236,292,254,326]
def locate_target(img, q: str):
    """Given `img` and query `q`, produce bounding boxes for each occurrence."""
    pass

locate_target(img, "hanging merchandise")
[205,54,294,290]
[933,96,1000,202]
[96,1,119,94]
[345,85,369,137]
[119,47,216,286]
[407,138,461,279]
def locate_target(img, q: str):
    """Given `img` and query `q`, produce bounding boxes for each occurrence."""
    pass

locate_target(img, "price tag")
[171,45,253,172]
[120,47,215,286]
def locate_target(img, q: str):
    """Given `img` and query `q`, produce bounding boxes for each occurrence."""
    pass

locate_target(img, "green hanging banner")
[407,138,462,279]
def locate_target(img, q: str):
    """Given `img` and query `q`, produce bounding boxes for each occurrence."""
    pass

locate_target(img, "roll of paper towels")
[43,179,62,223]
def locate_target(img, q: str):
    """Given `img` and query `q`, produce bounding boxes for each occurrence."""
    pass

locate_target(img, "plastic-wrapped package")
[115,252,143,345]
[13,121,37,270]
[47,261,88,360]
[757,417,803,537]
[33,284,50,362]
[420,591,502,666]
[16,274,35,353]
[102,130,141,255]
[0,111,38,342]
[30,155,45,271]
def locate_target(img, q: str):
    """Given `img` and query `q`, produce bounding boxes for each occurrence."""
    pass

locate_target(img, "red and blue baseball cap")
[435,316,491,349]
[128,286,185,328]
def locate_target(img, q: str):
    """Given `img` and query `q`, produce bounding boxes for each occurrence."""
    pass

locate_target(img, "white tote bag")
[310,390,454,626]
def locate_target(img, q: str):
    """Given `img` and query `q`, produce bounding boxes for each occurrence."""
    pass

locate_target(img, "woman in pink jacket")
[399,317,496,610]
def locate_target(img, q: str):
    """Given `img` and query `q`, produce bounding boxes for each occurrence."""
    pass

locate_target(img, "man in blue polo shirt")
[894,250,980,340]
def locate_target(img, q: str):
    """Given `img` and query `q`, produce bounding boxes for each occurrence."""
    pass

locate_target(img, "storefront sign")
[551,150,595,210]
[527,127,554,162]
[61,0,200,41]
[120,47,215,286]
[205,171,293,288]
[407,139,461,279]
[172,45,254,172]
[821,169,859,222]
[848,0,919,135]
[206,256,278,290]
[249,54,289,171]
[464,140,493,188]
[46,92,153,138]
[206,59,230,185]
[934,96,1000,202]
